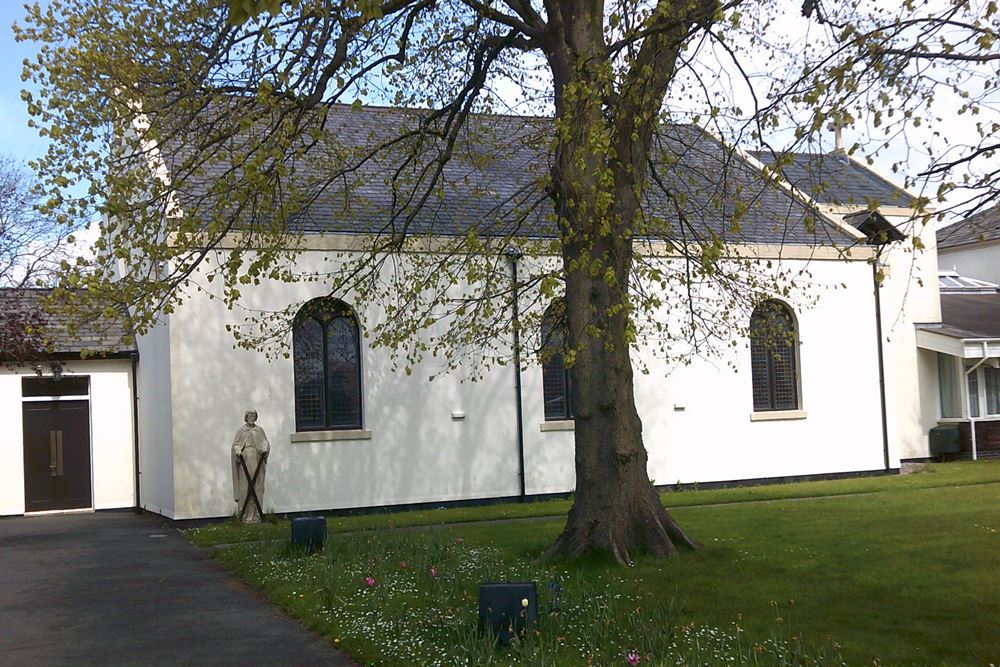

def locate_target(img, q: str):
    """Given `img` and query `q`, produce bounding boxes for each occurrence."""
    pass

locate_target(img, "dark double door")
[22,400,92,512]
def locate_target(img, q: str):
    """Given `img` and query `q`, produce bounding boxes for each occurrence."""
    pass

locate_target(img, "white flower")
[521,598,529,608]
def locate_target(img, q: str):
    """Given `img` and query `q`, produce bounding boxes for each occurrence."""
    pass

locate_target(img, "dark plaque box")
[478,581,538,645]
[290,516,327,552]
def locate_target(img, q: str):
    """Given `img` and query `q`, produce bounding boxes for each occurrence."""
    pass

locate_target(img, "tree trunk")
[543,222,700,565]
[538,0,712,564]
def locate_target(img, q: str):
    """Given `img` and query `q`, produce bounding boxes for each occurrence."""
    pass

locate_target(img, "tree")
[0,156,73,362]
[15,0,999,562]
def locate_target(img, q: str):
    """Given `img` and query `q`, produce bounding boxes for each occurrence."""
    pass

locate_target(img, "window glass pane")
[542,353,569,420]
[771,346,797,410]
[293,318,325,429]
[21,376,89,397]
[968,369,980,418]
[326,316,361,428]
[938,353,961,418]
[749,333,771,411]
[985,367,1000,416]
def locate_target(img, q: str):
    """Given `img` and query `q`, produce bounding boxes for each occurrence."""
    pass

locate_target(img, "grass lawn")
[190,462,1000,665]
[186,460,999,547]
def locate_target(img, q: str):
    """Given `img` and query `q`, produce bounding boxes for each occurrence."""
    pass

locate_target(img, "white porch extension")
[916,272,1000,460]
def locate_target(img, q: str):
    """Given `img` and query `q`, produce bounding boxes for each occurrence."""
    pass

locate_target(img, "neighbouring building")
[913,208,1000,460]
[938,204,1000,284]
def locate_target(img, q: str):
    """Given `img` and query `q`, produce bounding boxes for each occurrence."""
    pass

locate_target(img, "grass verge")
[196,462,1000,665]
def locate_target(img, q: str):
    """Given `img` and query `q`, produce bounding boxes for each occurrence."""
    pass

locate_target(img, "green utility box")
[929,424,961,457]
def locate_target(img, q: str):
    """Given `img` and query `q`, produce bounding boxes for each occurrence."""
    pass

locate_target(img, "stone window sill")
[290,429,372,443]
[750,410,807,422]
[540,420,575,432]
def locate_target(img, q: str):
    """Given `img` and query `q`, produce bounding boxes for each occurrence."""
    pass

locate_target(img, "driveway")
[0,511,355,666]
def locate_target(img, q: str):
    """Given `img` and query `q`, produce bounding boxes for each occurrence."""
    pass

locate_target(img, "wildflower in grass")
[365,576,376,587]
[626,650,641,665]
[400,561,408,569]
[430,565,438,578]
[454,537,463,544]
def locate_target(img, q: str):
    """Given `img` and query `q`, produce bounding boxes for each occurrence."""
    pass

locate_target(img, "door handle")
[48,431,64,477]
[56,430,64,477]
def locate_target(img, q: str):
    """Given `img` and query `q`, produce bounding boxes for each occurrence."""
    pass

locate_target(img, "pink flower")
[399,561,409,569]
[454,537,463,544]
[430,565,438,578]
[626,651,640,666]
[364,576,376,587]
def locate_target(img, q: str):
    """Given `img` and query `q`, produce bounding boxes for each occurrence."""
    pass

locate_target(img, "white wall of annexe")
[0,359,136,516]
[136,235,936,521]
[134,319,176,517]
[876,213,942,462]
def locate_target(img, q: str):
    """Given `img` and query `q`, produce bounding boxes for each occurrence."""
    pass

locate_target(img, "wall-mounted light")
[50,361,63,381]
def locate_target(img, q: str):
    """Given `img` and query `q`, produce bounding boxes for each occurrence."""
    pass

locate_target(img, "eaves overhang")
[915,325,1000,358]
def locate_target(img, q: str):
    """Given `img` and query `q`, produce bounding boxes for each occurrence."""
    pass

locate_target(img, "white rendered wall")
[165,254,521,520]
[916,348,942,447]
[135,318,176,516]
[878,214,942,461]
[158,244,931,519]
[938,241,1000,285]
[520,255,893,492]
[0,360,136,515]
[0,372,26,515]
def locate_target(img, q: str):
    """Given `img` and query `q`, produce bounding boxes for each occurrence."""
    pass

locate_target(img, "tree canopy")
[14,0,1000,561]
[0,155,76,362]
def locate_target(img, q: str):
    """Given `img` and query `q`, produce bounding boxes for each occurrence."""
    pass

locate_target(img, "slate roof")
[749,150,914,208]
[0,288,135,357]
[937,204,1000,250]
[917,293,1000,340]
[159,104,882,248]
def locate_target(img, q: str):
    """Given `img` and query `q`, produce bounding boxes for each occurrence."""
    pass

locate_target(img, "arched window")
[293,298,362,431]
[749,300,800,412]
[541,301,573,421]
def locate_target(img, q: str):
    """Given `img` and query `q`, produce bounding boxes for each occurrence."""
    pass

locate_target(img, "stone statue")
[231,409,270,523]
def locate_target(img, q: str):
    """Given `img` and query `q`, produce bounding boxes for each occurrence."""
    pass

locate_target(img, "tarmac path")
[0,510,355,666]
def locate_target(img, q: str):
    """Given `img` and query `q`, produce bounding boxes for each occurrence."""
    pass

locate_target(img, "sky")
[1,2,46,167]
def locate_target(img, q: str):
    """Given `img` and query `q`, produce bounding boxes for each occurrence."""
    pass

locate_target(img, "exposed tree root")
[544,485,700,565]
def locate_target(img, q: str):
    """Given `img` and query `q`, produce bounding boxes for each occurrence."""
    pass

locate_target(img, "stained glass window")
[293,299,362,430]
[749,300,800,412]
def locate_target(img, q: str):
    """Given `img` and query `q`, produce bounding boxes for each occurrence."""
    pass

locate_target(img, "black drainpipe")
[507,251,527,500]
[130,351,142,512]
[872,249,891,471]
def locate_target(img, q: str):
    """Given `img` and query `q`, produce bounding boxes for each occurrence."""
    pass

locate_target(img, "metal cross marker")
[238,452,267,520]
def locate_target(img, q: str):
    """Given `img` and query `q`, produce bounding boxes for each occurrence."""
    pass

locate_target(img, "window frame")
[749,300,802,413]
[292,298,364,432]
[963,361,1000,420]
